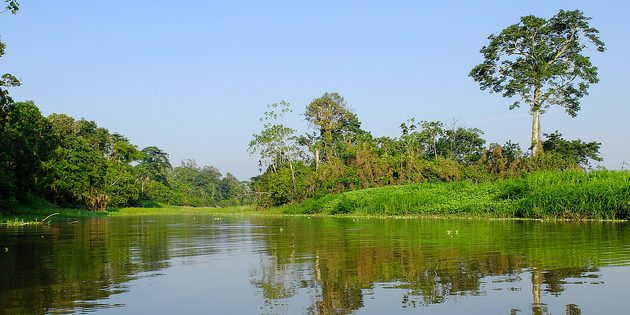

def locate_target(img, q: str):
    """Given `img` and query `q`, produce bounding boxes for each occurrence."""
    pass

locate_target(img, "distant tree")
[135,146,172,197]
[249,101,303,193]
[542,131,602,168]
[470,10,605,157]
[418,121,445,159]
[218,173,242,204]
[438,126,486,164]
[104,134,141,206]
[305,93,357,166]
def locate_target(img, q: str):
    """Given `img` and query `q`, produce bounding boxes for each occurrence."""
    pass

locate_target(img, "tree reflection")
[0,216,226,314]
[251,217,629,314]
[0,216,626,314]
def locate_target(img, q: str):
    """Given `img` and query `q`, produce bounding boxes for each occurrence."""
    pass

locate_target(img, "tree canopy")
[470,10,605,156]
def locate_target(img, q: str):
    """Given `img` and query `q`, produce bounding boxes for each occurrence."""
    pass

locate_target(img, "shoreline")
[3,170,629,225]
[3,206,629,226]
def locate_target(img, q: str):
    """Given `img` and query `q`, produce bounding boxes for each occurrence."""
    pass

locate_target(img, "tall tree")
[470,10,605,156]
[249,101,302,193]
[135,146,172,198]
[305,92,357,166]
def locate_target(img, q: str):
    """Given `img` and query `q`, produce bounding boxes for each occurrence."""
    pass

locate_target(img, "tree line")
[249,94,602,208]
[0,101,251,211]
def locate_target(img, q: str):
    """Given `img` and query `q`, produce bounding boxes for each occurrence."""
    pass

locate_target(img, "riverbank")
[3,170,629,224]
[279,170,630,220]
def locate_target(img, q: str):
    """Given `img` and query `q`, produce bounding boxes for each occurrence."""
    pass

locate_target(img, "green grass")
[1,208,108,226]
[0,217,45,226]
[280,170,630,220]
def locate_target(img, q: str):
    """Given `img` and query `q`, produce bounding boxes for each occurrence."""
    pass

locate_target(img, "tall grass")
[505,170,630,219]
[281,170,630,219]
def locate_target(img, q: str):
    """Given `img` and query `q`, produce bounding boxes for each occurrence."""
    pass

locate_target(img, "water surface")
[1,215,629,314]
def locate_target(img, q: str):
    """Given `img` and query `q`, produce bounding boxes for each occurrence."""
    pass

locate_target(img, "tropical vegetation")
[2,4,625,220]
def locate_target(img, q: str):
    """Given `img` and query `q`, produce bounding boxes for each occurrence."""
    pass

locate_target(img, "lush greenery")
[281,170,630,219]
[249,94,604,208]
[0,100,252,212]
[2,5,618,219]
[248,10,608,210]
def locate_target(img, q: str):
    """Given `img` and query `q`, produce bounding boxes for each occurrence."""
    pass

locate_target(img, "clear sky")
[1,1,628,179]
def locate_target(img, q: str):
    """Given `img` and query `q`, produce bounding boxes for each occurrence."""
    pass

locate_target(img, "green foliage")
[249,101,303,173]
[470,10,605,114]
[305,92,360,163]
[0,3,249,212]
[0,99,250,211]
[283,170,630,220]
[135,145,172,199]
[542,131,602,168]
[2,0,19,14]
[0,101,52,210]
[142,159,251,207]
[43,136,109,209]
[470,10,605,155]
[250,92,613,212]
[0,5,613,219]
[437,126,486,164]
[104,160,139,207]
[252,162,313,207]
[502,171,630,219]
[283,179,508,217]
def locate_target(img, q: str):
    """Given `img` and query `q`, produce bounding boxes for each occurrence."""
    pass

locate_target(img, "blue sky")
[2,1,628,179]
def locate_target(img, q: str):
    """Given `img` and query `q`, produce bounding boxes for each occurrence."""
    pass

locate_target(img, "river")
[1,215,629,314]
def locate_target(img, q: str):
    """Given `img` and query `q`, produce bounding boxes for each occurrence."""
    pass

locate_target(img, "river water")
[1,215,629,314]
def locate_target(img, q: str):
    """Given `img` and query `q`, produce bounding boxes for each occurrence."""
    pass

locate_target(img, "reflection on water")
[1,216,629,314]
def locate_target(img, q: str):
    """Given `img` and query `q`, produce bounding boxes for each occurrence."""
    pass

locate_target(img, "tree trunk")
[531,109,543,157]
[531,269,545,315]
[140,177,145,199]
[531,86,544,157]
[289,159,297,194]
[315,147,320,170]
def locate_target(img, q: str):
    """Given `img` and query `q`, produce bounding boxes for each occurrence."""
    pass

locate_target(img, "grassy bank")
[4,170,629,223]
[280,170,630,220]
